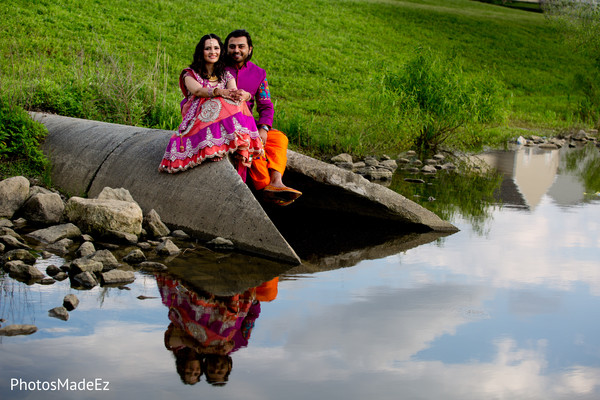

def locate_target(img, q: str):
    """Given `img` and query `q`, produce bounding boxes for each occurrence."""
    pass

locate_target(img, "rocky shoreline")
[330,129,600,182]
[0,177,230,336]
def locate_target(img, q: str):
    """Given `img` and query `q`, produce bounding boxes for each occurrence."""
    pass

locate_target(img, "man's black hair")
[224,29,253,64]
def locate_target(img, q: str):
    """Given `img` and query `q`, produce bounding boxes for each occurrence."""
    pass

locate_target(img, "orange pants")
[250,129,288,191]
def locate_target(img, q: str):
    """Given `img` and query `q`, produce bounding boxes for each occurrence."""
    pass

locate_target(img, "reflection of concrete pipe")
[33,113,457,263]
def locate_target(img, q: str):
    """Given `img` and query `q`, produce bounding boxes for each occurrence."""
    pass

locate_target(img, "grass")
[0,0,595,162]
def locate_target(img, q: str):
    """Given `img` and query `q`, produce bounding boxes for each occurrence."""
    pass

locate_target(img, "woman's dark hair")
[190,34,226,81]
[224,29,253,64]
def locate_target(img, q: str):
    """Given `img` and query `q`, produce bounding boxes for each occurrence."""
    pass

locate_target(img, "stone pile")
[331,151,456,181]
[516,129,600,149]
[0,176,230,336]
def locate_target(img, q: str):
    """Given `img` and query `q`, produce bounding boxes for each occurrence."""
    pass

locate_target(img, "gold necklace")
[208,75,218,82]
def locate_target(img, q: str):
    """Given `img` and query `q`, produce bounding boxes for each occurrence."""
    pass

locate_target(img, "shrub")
[0,95,49,170]
[382,48,506,152]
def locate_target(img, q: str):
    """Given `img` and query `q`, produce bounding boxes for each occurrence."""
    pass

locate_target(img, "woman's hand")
[230,89,251,102]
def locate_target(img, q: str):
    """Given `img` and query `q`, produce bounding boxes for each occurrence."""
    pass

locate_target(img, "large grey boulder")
[20,192,65,224]
[0,176,30,218]
[27,223,81,244]
[64,197,142,236]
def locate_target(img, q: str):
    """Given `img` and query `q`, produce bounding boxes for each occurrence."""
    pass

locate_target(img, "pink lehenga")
[158,68,263,178]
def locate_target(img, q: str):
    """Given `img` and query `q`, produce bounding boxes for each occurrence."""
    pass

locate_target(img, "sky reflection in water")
[1,146,599,399]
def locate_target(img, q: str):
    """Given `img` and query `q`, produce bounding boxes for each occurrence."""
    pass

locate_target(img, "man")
[224,29,301,206]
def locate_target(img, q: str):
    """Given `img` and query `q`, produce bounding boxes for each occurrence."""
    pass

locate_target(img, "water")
[1,144,599,399]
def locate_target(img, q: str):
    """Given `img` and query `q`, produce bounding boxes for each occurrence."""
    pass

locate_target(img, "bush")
[0,95,49,172]
[382,48,506,152]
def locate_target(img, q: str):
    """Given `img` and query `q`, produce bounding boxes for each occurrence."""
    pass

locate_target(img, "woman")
[158,34,263,178]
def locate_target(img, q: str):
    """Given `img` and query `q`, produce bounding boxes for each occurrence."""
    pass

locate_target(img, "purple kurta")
[226,62,274,127]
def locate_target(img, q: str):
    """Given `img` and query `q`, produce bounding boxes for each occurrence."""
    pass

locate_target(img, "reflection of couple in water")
[157,274,278,386]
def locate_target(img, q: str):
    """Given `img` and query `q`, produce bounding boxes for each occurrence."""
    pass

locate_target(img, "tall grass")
[1,0,595,159]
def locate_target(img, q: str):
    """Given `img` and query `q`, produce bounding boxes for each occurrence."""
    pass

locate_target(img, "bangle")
[210,87,217,97]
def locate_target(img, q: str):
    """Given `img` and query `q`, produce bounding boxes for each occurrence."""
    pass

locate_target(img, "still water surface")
[1,144,599,399]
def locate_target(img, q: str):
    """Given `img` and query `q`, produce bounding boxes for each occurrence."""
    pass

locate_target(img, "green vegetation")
[0,0,596,168]
[0,95,50,184]
[381,48,506,152]
[543,0,600,129]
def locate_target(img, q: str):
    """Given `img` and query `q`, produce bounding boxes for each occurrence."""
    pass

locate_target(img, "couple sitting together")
[158,29,301,206]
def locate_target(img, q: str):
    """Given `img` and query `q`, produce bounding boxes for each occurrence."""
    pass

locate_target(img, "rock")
[64,197,143,236]
[48,306,69,321]
[425,159,438,165]
[421,165,437,174]
[397,158,410,164]
[574,130,589,141]
[100,269,135,285]
[364,157,379,167]
[352,161,366,170]
[73,271,98,288]
[29,185,53,196]
[330,153,353,164]
[406,150,416,157]
[27,223,82,244]
[405,167,420,173]
[0,227,23,240]
[539,143,559,150]
[404,178,426,184]
[0,176,30,218]
[4,261,45,281]
[70,257,104,274]
[137,242,152,250]
[20,192,65,224]
[123,249,146,264]
[46,238,74,256]
[156,239,180,256]
[41,251,53,259]
[0,324,38,336]
[143,209,170,238]
[441,163,457,170]
[0,234,30,250]
[433,154,445,161]
[96,187,138,204]
[334,162,354,170]
[76,241,96,258]
[12,217,27,227]
[63,294,80,311]
[138,261,168,272]
[53,271,68,281]
[171,230,190,239]
[138,261,167,272]
[39,278,55,285]
[379,160,398,172]
[0,242,5,253]
[104,229,138,244]
[207,237,234,250]
[81,234,94,242]
[381,154,391,160]
[0,218,14,228]
[2,249,37,265]
[412,160,423,166]
[46,265,61,276]
[87,249,121,271]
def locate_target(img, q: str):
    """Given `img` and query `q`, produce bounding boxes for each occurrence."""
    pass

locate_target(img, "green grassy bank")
[0,0,594,162]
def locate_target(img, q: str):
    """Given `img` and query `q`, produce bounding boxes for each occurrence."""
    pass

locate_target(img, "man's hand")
[230,89,251,102]
[258,127,268,144]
